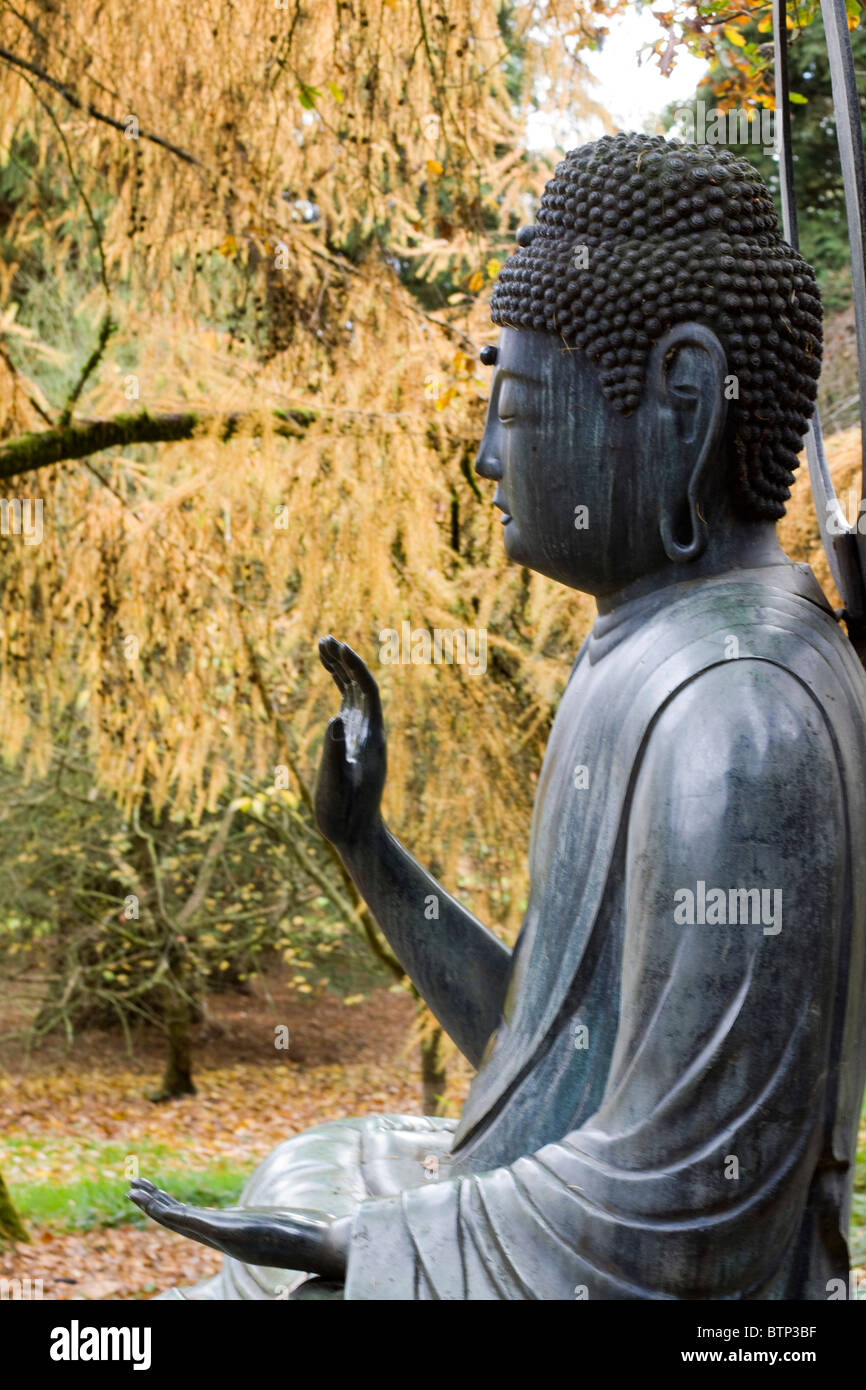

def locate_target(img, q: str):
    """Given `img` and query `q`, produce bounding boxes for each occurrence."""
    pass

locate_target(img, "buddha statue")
[130,133,866,1300]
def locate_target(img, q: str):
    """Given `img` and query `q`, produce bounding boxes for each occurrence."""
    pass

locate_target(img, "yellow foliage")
[723,25,747,48]
[0,0,609,939]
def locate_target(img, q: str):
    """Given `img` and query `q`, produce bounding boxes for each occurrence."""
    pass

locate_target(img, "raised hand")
[313,635,512,1068]
[315,636,386,852]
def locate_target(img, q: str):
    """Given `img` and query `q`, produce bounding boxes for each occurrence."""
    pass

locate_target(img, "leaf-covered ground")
[0,983,472,1299]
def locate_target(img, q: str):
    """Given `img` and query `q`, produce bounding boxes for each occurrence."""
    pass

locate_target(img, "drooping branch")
[0,340,54,426]
[0,408,312,480]
[60,314,115,426]
[0,44,202,167]
[20,70,113,300]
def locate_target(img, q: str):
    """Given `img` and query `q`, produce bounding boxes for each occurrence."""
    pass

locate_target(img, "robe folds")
[342,564,866,1301]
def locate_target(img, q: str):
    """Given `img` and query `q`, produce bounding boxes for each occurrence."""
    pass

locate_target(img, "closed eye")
[496,379,522,425]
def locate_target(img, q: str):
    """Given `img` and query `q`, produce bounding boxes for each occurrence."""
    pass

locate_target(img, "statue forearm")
[341,819,511,1067]
[161,1204,351,1279]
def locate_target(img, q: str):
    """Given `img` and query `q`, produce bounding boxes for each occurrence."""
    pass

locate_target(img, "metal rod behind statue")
[773,0,866,657]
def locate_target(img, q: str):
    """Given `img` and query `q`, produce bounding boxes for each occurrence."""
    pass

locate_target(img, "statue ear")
[647,323,729,564]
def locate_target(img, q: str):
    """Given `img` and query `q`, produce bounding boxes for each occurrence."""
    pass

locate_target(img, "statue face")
[476,326,667,596]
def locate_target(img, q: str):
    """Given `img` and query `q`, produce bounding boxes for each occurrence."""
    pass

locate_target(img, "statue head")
[476,133,823,600]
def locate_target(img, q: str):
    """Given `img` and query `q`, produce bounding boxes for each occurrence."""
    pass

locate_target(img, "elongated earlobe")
[651,324,727,565]
[660,500,708,563]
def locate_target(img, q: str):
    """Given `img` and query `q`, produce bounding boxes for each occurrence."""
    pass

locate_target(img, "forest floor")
[0,980,472,1299]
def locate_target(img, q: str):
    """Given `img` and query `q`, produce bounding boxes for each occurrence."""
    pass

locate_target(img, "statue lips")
[493,490,512,525]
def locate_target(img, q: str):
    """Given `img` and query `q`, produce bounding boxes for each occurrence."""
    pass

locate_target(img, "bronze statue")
[130,134,866,1300]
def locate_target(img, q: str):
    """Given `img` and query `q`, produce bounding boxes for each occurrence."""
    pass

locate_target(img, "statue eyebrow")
[497,368,542,385]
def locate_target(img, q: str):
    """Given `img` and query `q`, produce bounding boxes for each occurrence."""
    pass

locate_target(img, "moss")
[0,408,311,480]
[0,1171,28,1245]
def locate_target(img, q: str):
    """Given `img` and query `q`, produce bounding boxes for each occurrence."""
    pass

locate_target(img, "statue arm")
[316,637,511,1066]
[342,661,850,1298]
[340,820,511,1067]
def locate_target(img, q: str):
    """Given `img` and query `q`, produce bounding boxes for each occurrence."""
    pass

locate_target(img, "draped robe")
[340,564,866,1300]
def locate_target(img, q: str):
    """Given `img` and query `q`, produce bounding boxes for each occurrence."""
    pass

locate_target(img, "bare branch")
[0,44,202,167]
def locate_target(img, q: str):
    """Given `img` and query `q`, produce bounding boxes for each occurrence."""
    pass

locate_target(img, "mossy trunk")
[0,1171,28,1245]
[420,1025,447,1116]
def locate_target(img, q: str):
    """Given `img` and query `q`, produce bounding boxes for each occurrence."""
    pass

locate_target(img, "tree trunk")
[129,800,198,1103]
[0,1170,28,1245]
[151,984,197,1101]
[420,1025,447,1116]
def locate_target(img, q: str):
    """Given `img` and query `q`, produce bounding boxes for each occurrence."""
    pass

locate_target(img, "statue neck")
[595,524,789,617]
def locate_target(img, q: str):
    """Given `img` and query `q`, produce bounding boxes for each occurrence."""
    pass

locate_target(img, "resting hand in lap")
[127,1179,351,1279]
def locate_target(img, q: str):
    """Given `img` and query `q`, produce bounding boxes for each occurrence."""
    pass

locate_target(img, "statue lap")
[156,1114,456,1300]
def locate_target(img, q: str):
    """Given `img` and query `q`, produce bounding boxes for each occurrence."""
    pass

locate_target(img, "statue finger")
[129,1177,158,1195]
[328,650,361,722]
[342,644,384,730]
[325,714,347,746]
[128,1179,170,1212]
[331,642,366,711]
[319,636,352,698]
[321,643,357,720]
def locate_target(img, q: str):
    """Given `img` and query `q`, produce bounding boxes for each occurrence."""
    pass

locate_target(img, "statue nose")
[475,449,502,482]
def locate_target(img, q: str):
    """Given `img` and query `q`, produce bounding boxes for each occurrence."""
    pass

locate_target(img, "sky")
[527,3,709,150]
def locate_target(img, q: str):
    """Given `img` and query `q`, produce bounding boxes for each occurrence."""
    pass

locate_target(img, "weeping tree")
[0,0,621,1101]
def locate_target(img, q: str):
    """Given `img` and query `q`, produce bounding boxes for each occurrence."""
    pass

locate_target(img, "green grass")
[17,1167,248,1231]
[3,1138,251,1232]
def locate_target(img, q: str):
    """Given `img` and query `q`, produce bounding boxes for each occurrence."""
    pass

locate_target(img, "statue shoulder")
[626,658,848,928]
[636,657,844,824]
